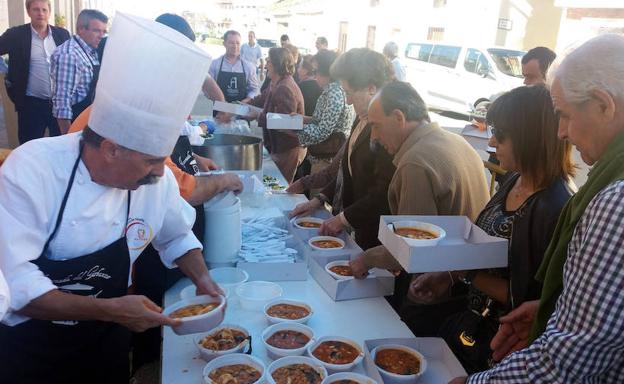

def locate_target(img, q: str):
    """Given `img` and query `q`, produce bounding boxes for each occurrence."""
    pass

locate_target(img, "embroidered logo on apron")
[126,218,153,251]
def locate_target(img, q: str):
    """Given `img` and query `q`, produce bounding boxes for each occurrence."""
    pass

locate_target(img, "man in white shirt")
[209,30,259,103]
[383,41,406,82]
[0,13,220,382]
[0,0,70,143]
[241,30,264,77]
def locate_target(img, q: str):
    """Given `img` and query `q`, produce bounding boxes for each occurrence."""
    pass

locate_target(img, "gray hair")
[383,41,399,58]
[550,34,624,105]
[377,81,430,123]
[76,9,108,30]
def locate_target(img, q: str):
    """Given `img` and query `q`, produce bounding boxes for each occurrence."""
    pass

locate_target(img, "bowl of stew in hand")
[262,322,315,358]
[265,299,313,324]
[203,353,265,384]
[293,217,324,230]
[307,336,364,372]
[324,261,355,280]
[308,236,345,252]
[390,221,446,247]
[267,356,328,384]
[194,324,251,361]
[371,344,427,382]
[163,294,226,335]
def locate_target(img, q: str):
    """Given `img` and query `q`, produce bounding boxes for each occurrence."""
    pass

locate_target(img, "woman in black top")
[421,85,576,372]
[297,54,322,116]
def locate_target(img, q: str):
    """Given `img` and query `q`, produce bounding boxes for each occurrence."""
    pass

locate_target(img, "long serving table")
[160,155,415,384]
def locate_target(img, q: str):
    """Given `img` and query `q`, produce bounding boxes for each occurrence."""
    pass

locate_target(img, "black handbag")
[438,299,499,374]
[307,131,346,159]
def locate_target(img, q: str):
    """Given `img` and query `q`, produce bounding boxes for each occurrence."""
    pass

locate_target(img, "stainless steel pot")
[192,134,263,171]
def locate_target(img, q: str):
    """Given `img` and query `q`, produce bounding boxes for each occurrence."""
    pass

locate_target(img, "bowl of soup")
[293,217,324,230]
[163,294,226,335]
[370,344,427,382]
[203,353,265,384]
[321,372,378,384]
[307,336,364,372]
[194,324,250,361]
[324,261,354,280]
[264,299,313,324]
[262,322,315,358]
[390,221,446,246]
[267,356,328,384]
[308,236,345,252]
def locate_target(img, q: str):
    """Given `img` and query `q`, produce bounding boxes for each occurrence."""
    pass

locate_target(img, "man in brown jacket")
[350,81,489,335]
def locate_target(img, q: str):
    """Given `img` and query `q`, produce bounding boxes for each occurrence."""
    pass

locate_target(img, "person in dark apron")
[71,36,100,122]
[0,145,132,383]
[216,55,248,103]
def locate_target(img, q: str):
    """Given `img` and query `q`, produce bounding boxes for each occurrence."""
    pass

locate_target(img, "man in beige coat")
[350,81,489,335]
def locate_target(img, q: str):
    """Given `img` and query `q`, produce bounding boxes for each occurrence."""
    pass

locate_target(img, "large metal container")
[192,134,263,171]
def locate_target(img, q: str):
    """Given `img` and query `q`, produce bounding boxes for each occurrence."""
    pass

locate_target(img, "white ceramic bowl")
[209,267,249,290]
[370,344,427,382]
[321,372,378,384]
[236,281,283,311]
[267,356,328,384]
[194,324,251,362]
[307,336,364,372]
[162,294,226,335]
[264,299,313,324]
[262,322,315,359]
[181,284,230,301]
[202,353,266,384]
[292,217,323,230]
[324,260,354,280]
[308,236,345,251]
[390,221,446,247]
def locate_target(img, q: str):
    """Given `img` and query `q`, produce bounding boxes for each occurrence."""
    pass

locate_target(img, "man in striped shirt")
[452,34,624,384]
[51,9,107,134]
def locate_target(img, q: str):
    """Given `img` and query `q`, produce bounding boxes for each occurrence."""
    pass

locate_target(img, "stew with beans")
[331,380,359,384]
[266,330,311,349]
[312,341,359,365]
[394,227,437,240]
[199,328,246,351]
[374,348,421,375]
[208,364,261,384]
[311,240,342,249]
[271,364,322,384]
[267,303,310,320]
[298,220,321,228]
[170,303,219,319]
[329,265,352,277]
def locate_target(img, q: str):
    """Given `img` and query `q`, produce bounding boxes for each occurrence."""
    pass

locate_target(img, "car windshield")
[257,39,277,48]
[487,48,525,77]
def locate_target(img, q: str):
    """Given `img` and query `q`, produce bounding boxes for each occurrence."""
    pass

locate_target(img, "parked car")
[257,38,278,59]
[404,42,525,116]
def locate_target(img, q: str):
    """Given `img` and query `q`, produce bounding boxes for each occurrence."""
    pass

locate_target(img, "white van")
[403,42,525,115]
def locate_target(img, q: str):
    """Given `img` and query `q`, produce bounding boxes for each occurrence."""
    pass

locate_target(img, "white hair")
[550,33,624,105]
[383,42,399,58]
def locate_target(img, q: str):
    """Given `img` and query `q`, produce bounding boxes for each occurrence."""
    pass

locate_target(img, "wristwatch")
[460,270,478,285]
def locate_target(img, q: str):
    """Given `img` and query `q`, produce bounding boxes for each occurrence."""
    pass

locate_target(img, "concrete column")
[7,0,27,27]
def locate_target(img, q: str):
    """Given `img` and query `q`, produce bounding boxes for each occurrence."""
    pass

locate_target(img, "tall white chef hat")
[88,12,210,157]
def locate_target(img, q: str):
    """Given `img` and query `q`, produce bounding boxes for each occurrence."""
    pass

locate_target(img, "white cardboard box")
[267,112,303,130]
[213,100,251,116]
[378,215,508,273]
[309,254,395,301]
[363,338,466,384]
[460,124,495,153]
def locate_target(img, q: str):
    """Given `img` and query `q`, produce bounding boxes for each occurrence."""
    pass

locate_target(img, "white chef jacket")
[0,269,9,321]
[0,132,202,325]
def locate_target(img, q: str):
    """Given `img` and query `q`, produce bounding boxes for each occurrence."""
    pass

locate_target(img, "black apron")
[71,36,101,122]
[216,56,247,102]
[0,146,132,384]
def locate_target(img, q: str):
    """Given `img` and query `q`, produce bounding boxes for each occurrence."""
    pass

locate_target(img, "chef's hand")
[490,300,538,361]
[289,198,322,218]
[449,376,467,384]
[107,295,181,332]
[216,173,244,195]
[194,155,220,171]
[194,274,224,297]
[286,178,305,194]
[407,272,452,304]
[320,215,345,236]
[349,255,370,279]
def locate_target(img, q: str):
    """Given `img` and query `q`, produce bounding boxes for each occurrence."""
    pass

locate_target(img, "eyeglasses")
[488,125,506,141]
